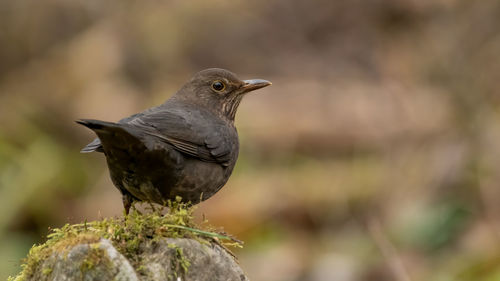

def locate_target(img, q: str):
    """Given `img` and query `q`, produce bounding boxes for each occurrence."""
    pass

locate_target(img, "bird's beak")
[241,79,272,93]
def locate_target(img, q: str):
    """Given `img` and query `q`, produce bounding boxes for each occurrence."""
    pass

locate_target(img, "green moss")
[80,243,112,273]
[41,267,52,276]
[167,243,191,279]
[9,199,241,281]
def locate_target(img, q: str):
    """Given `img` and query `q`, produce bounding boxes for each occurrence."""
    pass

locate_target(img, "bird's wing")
[129,108,234,166]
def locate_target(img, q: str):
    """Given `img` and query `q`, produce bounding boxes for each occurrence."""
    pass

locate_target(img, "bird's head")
[174,68,271,121]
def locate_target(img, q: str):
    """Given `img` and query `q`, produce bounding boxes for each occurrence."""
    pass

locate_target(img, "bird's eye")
[211,81,225,92]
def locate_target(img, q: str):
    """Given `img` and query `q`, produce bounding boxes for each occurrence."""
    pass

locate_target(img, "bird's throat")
[222,94,244,121]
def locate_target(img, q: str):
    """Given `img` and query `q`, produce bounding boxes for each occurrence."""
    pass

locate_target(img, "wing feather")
[80,104,234,166]
[133,108,233,166]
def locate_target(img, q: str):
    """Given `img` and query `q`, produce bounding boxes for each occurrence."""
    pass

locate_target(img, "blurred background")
[1,0,500,280]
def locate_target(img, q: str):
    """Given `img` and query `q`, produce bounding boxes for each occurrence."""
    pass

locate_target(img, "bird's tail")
[76,119,147,153]
[76,119,122,153]
[79,137,103,153]
[76,119,121,131]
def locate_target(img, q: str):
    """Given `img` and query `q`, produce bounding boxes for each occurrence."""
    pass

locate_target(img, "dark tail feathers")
[76,119,121,153]
[76,119,120,131]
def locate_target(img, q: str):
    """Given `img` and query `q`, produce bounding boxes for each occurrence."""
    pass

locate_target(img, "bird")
[77,68,271,214]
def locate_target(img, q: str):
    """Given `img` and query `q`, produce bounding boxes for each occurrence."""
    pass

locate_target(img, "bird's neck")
[169,92,241,124]
[165,96,237,124]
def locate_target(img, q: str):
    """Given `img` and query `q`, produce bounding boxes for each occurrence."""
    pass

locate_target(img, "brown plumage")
[77,68,271,213]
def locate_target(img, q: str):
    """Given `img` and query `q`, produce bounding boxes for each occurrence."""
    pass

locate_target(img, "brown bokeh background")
[2,0,500,280]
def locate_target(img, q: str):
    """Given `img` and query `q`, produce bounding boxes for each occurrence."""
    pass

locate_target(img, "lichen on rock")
[9,199,247,281]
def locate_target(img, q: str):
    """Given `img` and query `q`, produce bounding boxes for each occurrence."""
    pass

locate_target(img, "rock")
[140,238,248,281]
[24,237,247,281]
[32,239,138,281]
[10,207,248,281]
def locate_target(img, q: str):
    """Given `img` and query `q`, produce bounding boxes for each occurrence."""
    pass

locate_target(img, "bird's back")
[79,99,239,204]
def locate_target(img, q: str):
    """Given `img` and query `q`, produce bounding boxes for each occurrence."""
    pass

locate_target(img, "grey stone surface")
[27,238,248,281]
[140,238,249,281]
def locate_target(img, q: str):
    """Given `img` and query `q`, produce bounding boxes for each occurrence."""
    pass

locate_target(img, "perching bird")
[77,68,271,214]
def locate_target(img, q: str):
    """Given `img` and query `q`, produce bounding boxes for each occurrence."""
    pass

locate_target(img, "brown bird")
[77,68,271,213]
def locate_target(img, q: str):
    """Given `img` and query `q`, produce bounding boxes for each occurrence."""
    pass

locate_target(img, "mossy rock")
[9,201,248,281]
